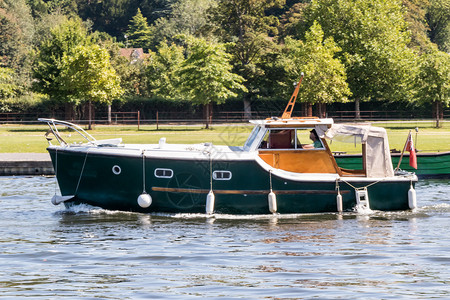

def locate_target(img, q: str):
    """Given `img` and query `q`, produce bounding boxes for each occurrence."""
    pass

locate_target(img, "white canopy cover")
[316,124,395,178]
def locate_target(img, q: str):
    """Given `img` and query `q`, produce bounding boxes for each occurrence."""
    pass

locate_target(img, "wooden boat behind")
[335,151,450,179]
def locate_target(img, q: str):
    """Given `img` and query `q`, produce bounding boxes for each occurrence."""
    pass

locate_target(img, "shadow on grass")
[7,128,74,133]
[381,125,440,130]
[7,128,50,133]
[126,128,207,132]
[6,127,209,133]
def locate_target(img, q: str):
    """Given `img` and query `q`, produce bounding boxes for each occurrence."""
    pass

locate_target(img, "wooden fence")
[0,109,449,125]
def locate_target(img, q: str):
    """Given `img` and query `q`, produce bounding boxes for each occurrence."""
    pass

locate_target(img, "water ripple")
[0,176,448,299]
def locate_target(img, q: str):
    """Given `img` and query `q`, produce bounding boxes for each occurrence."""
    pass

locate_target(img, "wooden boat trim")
[152,186,350,195]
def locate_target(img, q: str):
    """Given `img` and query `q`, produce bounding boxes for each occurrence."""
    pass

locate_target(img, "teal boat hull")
[335,152,450,179]
[49,148,415,214]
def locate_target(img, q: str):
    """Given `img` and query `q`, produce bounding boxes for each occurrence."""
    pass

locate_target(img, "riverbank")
[0,153,53,176]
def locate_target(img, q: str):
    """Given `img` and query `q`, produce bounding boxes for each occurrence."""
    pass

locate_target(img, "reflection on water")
[0,177,448,299]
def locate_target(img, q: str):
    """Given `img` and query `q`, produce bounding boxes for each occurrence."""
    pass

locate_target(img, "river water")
[0,176,449,299]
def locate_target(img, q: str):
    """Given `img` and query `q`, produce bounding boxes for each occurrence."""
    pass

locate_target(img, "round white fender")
[408,185,417,209]
[206,190,215,214]
[137,193,152,208]
[268,191,277,213]
[336,193,343,213]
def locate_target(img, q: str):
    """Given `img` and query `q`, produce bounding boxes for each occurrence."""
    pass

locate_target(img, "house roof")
[119,48,145,60]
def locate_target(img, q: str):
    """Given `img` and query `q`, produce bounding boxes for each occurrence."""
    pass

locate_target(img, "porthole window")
[154,168,173,178]
[213,171,232,180]
[112,165,121,175]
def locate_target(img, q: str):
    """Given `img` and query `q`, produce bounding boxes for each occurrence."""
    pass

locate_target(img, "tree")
[76,0,136,38]
[416,48,450,127]
[305,0,418,119]
[277,22,351,117]
[113,55,149,98]
[427,0,450,52]
[0,67,16,100]
[151,0,216,47]
[146,41,185,99]
[0,0,35,89]
[33,10,71,47]
[403,0,434,52]
[210,0,284,117]
[60,44,124,128]
[0,67,17,112]
[177,37,247,128]
[33,17,93,119]
[33,18,90,100]
[278,2,309,39]
[126,8,152,51]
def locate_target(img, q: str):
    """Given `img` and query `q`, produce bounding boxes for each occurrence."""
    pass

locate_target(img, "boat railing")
[38,118,97,146]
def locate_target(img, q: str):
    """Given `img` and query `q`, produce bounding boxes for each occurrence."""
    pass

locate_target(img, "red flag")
[405,133,417,169]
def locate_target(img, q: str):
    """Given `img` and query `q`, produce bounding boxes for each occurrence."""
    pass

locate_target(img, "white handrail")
[38,118,97,146]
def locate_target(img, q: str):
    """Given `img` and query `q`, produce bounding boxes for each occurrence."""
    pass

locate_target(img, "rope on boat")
[206,150,215,214]
[336,178,386,212]
[75,148,90,195]
[142,150,146,193]
[209,152,213,191]
[338,178,386,191]
[54,148,58,196]
[137,150,152,208]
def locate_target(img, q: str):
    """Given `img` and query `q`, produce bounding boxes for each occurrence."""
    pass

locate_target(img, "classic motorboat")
[40,79,418,214]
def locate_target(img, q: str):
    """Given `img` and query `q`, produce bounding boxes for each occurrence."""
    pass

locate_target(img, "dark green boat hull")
[335,152,450,179]
[49,149,415,214]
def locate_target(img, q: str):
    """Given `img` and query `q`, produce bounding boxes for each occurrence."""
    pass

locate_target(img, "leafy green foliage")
[177,37,247,105]
[0,0,34,89]
[146,42,185,99]
[1,0,449,120]
[126,8,153,51]
[60,45,124,105]
[427,0,450,52]
[32,17,90,101]
[176,36,247,127]
[403,0,433,52]
[113,56,149,97]
[211,0,284,102]
[151,0,216,47]
[278,22,351,104]
[416,48,450,106]
[277,2,309,39]
[305,0,418,105]
[0,67,16,100]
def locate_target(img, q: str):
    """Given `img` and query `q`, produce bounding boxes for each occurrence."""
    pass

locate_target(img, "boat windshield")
[244,126,264,150]
[258,128,324,150]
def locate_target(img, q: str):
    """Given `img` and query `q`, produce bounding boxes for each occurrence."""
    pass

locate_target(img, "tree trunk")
[433,101,443,128]
[243,98,252,120]
[88,100,92,130]
[316,103,326,118]
[64,103,75,121]
[355,98,361,120]
[107,104,112,125]
[203,103,213,129]
[301,102,313,117]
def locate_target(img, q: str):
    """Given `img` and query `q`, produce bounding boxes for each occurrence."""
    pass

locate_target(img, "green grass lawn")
[0,120,449,153]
